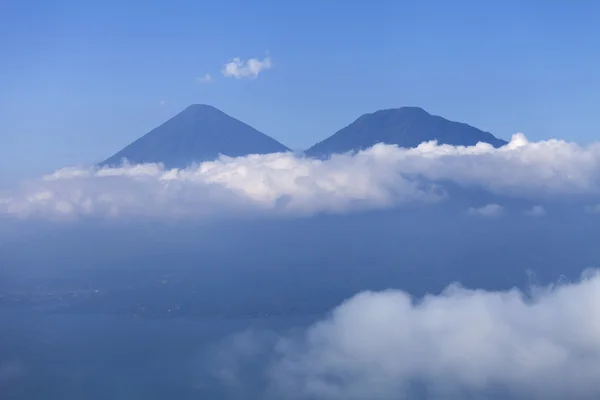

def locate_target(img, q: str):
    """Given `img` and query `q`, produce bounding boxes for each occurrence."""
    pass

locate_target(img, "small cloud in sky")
[159,100,167,106]
[525,205,546,216]
[222,56,272,79]
[196,73,212,84]
[585,204,600,213]
[466,203,504,217]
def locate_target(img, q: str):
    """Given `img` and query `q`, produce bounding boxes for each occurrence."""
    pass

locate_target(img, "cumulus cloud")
[238,270,600,399]
[2,134,600,220]
[196,73,212,84]
[390,133,600,198]
[222,56,272,79]
[0,153,438,219]
[466,203,503,217]
[0,149,441,217]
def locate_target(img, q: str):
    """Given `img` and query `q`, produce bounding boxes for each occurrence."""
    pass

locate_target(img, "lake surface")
[0,309,315,400]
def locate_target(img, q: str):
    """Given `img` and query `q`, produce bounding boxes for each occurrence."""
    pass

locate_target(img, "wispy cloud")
[2,134,600,220]
[196,73,212,84]
[526,205,546,216]
[467,203,504,217]
[159,100,167,106]
[585,204,600,213]
[221,56,272,79]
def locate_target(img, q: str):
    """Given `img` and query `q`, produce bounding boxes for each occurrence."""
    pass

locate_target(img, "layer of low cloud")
[2,134,600,219]
[222,56,272,79]
[215,270,600,399]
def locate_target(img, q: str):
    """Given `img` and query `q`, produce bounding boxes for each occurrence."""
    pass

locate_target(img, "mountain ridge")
[305,106,507,158]
[101,104,507,168]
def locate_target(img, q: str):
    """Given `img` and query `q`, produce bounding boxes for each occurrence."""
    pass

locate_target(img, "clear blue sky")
[1,0,599,185]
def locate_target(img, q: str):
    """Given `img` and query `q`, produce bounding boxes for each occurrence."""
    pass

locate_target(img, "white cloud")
[0,153,438,219]
[2,134,600,220]
[389,133,600,198]
[159,100,167,106]
[526,205,546,217]
[257,270,600,399]
[196,73,212,84]
[466,203,503,217]
[222,56,272,79]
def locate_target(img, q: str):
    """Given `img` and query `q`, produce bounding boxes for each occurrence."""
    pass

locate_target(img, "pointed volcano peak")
[170,104,232,123]
[185,103,215,110]
[100,105,290,169]
[181,103,222,115]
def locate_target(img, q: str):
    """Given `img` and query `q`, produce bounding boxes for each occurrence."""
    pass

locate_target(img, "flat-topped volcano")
[305,107,507,158]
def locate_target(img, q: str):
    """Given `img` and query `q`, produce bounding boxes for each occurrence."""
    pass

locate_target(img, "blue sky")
[1,0,599,185]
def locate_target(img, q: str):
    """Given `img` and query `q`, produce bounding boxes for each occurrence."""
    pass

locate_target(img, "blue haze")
[2,206,599,399]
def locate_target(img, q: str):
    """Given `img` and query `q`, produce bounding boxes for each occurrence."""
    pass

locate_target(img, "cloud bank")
[214,270,600,399]
[222,56,272,79]
[2,134,600,219]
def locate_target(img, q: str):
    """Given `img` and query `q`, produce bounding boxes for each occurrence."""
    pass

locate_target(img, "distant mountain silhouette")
[305,107,507,158]
[100,104,290,169]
